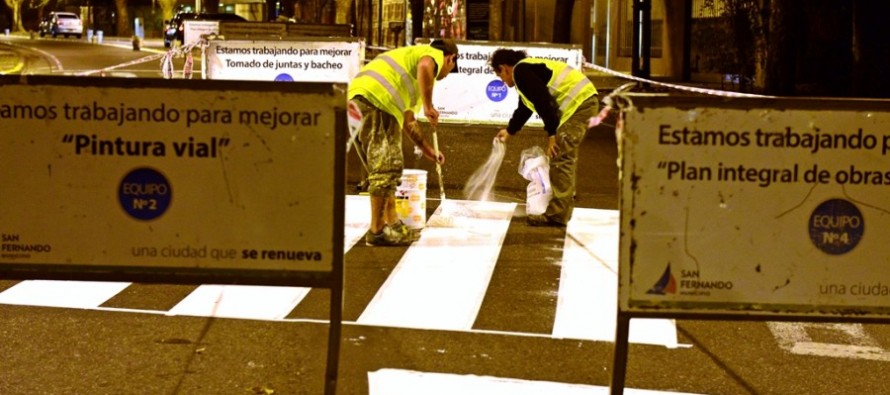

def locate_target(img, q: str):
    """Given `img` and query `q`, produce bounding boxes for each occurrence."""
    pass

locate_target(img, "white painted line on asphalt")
[357,200,516,331]
[113,194,370,319]
[345,194,371,251]
[552,208,678,347]
[0,196,368,316]
[368,368,708,395]
[167,285,310,320]
[0,280,130,308]
[769,322,890,361]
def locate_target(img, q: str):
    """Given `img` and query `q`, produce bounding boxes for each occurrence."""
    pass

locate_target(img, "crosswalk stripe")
[553,209,620,341]
[0,198,676,344]
[368,368,708,395]
[357,200,516,331]
[167,284,311,320]
[157,195,370,320]
[0,280,130,309]
[553,208,678,347]
[345,194,371,250]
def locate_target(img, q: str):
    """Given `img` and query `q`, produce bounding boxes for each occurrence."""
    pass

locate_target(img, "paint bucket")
[396,169,427,229]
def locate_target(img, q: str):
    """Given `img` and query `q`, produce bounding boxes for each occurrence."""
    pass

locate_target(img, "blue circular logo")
[808,198,863,255]
[274,73,294,82]
[486,80,509,102]
[119,167,172,221]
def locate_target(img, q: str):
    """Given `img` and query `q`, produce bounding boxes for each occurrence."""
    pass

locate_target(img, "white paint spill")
[769,322,890,361]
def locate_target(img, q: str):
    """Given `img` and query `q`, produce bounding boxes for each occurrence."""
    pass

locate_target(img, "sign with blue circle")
[119,167,172,221]
[274,73,295,82]
[486,79,509,102]
[808,198,864,255]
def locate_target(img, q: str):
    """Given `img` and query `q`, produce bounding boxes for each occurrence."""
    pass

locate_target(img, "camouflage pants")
[352,96,404,196]
[546,95,599,224]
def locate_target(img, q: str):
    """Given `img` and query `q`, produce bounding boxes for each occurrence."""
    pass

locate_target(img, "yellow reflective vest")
[515,58,598,127]
[348,45,445,128]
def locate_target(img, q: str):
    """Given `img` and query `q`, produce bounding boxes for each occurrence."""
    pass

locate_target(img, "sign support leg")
[609,312,631,395]
[324,277,344,395]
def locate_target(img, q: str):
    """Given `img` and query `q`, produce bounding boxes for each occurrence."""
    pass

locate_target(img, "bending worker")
[348,39,459,246]
[489,48,598,227]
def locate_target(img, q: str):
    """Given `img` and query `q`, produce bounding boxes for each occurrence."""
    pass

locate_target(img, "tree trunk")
[12,1,24,32]
[761,0,797,95]
[552,0,572,43]
[203,0,219,14]
[335,0,351,24]
[410,0,423,42]
[114,0,131,37]
[158,0,177,23]
[851,0,890,97]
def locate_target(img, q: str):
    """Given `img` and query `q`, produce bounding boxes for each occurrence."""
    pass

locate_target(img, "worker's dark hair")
[430,39,458,56]
[489,48,527,70]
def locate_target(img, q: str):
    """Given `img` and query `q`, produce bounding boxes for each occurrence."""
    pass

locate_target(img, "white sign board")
[429,41,584,126]
[204,39,364,83]
[618,95,890,317]
[0,79,343,275]
[183,20,221,47]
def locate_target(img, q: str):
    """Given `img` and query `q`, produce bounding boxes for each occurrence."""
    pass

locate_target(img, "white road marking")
[368,368,707,395]
[167,284,310,320]
[0,280,130,308]
[357,200,516,330]
[164,195,366,320]
[0,200,675,346]
[553,209,678,347]
[345,194,371,251]
[768,322,890,361]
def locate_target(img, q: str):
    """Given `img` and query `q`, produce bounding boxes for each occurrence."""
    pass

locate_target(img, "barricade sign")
[183,20,222,47]
[204,38,364,83]
[618,95,890,317]
[0,76,346,394]
[610,94,890,394]
[424,40,584,126]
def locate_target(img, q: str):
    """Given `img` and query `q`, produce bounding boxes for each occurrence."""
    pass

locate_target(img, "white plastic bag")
[518,146,552,215]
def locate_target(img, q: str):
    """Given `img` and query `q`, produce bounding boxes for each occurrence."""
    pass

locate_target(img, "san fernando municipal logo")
[647,264,677,295]
[647,263,734,296]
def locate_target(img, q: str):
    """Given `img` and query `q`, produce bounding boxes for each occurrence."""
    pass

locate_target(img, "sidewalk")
[0,47,22,73]
[97,35,168,53]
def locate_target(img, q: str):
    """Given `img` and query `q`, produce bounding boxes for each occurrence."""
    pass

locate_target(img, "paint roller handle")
[431,126,446,201]
[429,128,444,165]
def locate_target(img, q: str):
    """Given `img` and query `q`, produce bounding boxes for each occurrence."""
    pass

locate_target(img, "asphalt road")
[1,35,890,395]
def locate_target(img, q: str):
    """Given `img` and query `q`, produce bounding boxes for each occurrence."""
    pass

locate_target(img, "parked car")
[163,12,247,48]
[38,11,84,39]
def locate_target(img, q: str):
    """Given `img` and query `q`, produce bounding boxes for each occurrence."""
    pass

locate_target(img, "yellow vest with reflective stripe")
[348,45,445,128]
[515,58,598,126]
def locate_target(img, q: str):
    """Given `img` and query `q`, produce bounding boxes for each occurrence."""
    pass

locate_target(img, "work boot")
[365,224,414,246]
[390,220,421,241]
[526,214,566,228]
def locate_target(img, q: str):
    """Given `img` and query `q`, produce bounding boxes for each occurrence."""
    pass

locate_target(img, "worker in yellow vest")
[348,39,460,246]
[489,48,598,227]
